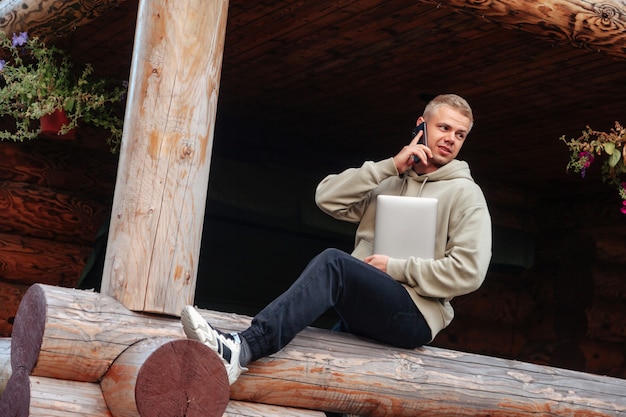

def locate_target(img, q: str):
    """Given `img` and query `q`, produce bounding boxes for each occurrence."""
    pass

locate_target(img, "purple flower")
[0,59,5,72]
[578,151,594,178]
[11,32,28,48]
[621,199,626,215]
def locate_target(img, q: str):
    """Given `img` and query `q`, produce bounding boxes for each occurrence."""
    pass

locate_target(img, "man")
[181,93,492,385]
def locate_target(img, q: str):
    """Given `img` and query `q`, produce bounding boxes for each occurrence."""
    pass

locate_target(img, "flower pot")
[40,110,76,140]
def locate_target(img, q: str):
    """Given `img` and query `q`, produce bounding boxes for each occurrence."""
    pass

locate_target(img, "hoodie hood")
[406,159,474,182]
[401,159,474,196]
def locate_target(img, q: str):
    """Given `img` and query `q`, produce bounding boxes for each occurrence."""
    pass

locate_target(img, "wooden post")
[100,0,229,314]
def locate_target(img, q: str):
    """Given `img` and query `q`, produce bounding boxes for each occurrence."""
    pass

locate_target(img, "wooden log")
[0,140,117,195]
[451,282,535,326]
[100,0,229,315]
[0,366,29,417]
[433,317,527,358]
[0,233,91,287]
[430,0,626,60]
[586,299,626,342]
[101,337,229,417]
[12,285,626,416]
[592,262,626,300]
[0,281,28,337]
[224,401,326,417]
[588,226,626,264]
[0,369,113,417]
[0,338,10,397]
[0,182,109,245]
[0,0,126,42]
[10,284,184,380]
[192,309,626,417]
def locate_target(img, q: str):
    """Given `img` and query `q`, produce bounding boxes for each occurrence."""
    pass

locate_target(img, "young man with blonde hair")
[182,93,492,386]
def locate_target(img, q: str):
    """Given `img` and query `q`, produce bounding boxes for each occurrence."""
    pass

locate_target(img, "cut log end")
[0,366,30,417]
[136,339,230,417]
[102,337,230,417]
[10,285,46,371]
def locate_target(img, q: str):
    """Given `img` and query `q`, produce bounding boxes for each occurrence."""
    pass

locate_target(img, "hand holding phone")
[411,122,427,162]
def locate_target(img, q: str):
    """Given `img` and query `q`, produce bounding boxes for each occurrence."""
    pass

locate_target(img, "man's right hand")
[393,132,432,173]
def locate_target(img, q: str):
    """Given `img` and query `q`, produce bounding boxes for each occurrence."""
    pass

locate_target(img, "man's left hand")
[364,254,389,272]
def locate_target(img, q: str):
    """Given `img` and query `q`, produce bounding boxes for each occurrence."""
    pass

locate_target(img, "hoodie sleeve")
[315,158,399,223]
[386,192,492,299]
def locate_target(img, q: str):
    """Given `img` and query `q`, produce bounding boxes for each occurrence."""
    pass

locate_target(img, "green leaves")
[0,31,127,150]
[562,122,626,213]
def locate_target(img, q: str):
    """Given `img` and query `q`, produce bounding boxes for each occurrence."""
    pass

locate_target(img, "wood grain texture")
[0,282,28,337]
[0,140,117,196]
[7,286,626,416]
[0,182,108,245]
[100,0,229,315]
[101,338,229,417]
[196,309,626,417]
[0,233,90,286]
[0,338,10,397]
[224,401,326,417]
[0,371,113,417]
[10,284,185,382]
[433,0,626,58]
[0,0,126,41]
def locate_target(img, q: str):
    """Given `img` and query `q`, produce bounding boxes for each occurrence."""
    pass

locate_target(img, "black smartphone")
[411,122,427,162]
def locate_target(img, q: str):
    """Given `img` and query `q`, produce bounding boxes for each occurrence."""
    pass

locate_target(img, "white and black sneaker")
[181,305,248,384]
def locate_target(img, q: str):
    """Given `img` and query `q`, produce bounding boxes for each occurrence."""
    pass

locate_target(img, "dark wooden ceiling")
[58,0,626,201]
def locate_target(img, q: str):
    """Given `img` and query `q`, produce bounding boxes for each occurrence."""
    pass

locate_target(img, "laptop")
[373,195,438,259]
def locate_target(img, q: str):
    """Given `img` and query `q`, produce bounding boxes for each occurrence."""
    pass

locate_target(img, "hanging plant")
[560,122,626,214]
[0,31,127,152]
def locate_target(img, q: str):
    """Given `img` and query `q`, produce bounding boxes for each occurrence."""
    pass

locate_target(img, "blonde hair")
[423,94,474,131]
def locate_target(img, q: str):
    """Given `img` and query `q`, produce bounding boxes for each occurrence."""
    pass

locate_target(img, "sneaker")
[181,305,247,384]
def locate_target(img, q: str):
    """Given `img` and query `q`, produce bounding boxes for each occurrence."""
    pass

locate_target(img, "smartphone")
[411,122,427,162]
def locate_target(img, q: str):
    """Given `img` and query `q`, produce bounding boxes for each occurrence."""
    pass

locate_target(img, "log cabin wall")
[1,0,626,391]
[0,132,118,336]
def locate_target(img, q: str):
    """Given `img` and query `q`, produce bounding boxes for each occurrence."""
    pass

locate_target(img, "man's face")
[420,105,471,173]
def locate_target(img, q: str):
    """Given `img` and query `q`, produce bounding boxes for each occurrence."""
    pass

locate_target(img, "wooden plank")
[100,0,229,315]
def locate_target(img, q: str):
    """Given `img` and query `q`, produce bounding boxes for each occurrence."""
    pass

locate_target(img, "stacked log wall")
[0,137,118,337]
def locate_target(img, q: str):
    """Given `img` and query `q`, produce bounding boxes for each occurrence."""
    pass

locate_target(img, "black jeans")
[241,248,432,361]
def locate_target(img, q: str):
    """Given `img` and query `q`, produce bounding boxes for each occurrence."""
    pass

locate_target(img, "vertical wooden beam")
[101,0,229,314]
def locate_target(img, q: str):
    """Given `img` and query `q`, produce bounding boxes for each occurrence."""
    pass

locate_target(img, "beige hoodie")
[315,157,492,341]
